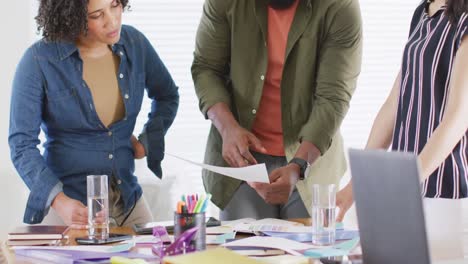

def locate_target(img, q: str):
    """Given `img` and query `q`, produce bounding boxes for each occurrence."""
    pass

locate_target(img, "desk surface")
[3,218,323,264]
[65,218,312,246]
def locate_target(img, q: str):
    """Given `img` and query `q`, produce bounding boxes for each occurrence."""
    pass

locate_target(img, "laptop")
[348,149,466,264]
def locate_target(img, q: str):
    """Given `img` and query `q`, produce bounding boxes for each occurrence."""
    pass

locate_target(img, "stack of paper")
[222,236,314,256]
[7,226,67,246]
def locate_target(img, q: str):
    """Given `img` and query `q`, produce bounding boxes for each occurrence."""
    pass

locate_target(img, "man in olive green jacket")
[192,0,362,220]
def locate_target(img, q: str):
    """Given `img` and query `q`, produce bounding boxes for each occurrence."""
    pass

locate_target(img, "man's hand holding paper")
[248,163,300,205]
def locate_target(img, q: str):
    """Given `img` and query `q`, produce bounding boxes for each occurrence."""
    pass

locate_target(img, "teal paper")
[334,238,359,251]
[303,238,360,258]
[214,232,236,244]
[107,240,136,253]
[304,248,348,258]
[336,222,344,230]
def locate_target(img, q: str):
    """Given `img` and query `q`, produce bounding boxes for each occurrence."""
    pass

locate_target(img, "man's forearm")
[207,102,239,137]
[294,140,321,165]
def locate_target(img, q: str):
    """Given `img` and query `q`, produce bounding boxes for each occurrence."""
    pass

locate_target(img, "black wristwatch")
[288,157,310,180]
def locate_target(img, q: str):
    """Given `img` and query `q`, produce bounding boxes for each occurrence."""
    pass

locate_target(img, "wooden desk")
[3,220,324,264]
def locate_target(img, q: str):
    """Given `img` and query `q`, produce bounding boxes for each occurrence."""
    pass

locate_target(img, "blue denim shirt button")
[124,94,129,99]
[108,154,114,160]
[119,73,124,79]
[108,131,113,136]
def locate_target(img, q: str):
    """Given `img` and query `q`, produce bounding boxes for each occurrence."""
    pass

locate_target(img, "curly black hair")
[35,0,129,42]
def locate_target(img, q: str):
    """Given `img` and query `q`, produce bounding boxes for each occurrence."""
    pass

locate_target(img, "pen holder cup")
[174,212,206,251]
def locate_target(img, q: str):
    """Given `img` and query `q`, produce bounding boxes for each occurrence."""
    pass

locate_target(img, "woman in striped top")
[336,0,468,221]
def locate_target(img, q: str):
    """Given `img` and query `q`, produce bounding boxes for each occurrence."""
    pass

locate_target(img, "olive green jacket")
[191,0,362,212]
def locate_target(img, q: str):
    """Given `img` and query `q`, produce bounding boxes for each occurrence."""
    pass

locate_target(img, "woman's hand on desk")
[336,183,354,222]
[131,135,146,159]
[51,192,88,228]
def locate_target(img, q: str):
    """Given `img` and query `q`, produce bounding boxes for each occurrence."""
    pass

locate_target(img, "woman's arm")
[9,46,87,225]
[136,29,179,178]
[418,37,468,181]
[336,71,401,221]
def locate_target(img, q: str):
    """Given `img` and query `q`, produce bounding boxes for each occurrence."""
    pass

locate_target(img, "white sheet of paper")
[221,218,257,227]
[166,153,270,183]
[232,218,308,233]
[250,218,304,227]
[223,236,315,256]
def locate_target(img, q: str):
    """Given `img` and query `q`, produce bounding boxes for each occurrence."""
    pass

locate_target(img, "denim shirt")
[9,25,179,224]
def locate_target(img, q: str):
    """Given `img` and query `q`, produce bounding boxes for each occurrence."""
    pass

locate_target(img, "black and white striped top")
[392,1,468,198]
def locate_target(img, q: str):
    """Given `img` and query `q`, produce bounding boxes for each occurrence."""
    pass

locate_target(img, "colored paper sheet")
[303,238,360,258]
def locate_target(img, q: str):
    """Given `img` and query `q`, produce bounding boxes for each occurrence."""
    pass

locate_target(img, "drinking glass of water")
[87,175,109,239]
[312,184,336,246]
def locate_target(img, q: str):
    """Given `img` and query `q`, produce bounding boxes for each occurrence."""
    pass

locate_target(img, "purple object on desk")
[152,226,199,258]
[14,249,157,264]
[153,226,171,245]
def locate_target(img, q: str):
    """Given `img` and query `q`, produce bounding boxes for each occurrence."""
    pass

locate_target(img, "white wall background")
[0,0,417,239]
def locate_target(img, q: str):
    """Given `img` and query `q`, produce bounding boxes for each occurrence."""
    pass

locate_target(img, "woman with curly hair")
[9,0,179,227]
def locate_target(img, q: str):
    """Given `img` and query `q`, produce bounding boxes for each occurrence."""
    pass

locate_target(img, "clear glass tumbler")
[311,184,336,246]
[87,175,109,239]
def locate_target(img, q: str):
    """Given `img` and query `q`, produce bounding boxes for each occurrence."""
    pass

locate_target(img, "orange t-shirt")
[251,1,299,156]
